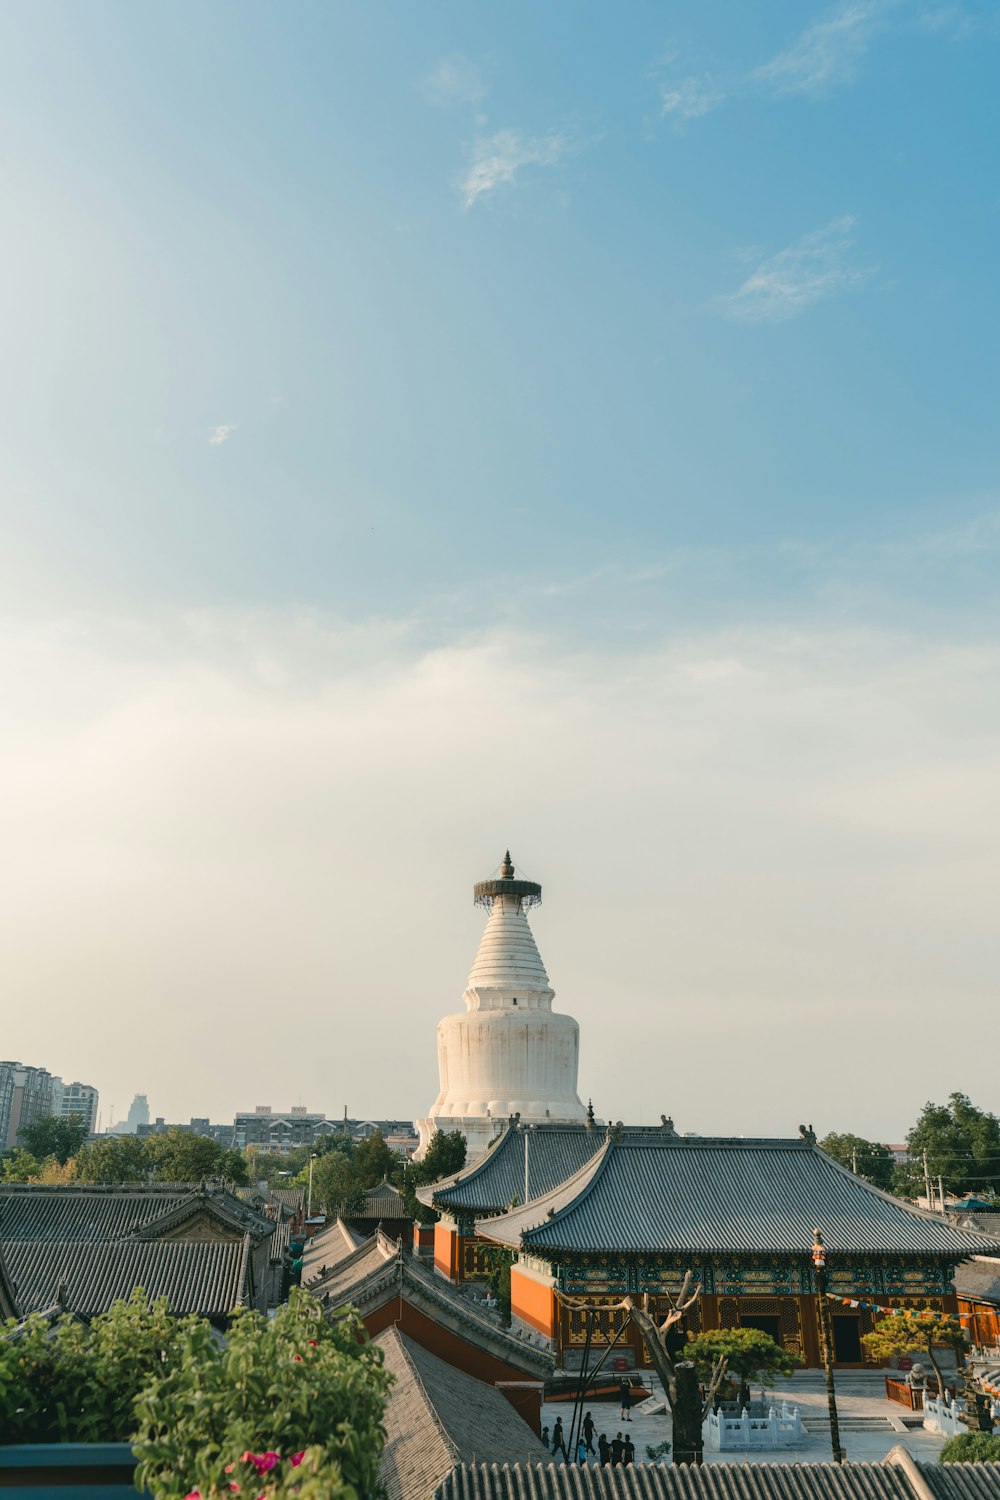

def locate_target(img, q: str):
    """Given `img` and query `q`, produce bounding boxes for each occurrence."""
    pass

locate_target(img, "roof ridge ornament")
[799,1123,817,1146]
[474,851,542,910]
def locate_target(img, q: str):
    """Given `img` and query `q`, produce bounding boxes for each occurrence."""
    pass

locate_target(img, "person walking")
[610,1432,625,1467]
[582,1412,596,1455]
[619,1378,633,1422]
[551,1417,568,1462]
[540,1427,550,1451]
[576,1436,589,1466]
[623,1435,635,1467]
[598,1434,610,1467]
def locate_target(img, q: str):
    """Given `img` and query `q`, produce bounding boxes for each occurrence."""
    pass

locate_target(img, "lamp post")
[812,1229,846,1464]
[307,1152,318,1218]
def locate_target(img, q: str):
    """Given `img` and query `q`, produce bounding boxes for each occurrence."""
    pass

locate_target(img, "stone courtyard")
[541,1370,950,1466]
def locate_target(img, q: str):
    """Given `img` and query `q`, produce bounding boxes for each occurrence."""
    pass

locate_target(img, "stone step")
[802,1417,894,1432]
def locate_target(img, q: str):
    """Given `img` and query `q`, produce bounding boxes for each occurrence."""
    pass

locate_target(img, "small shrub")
[645,1440,672,1462]
[941,1432,1000,1464]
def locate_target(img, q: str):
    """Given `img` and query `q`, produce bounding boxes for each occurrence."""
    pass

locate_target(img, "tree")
[900,1093,1000,1200]
[941,1433,1000,1463]
[75,1134,150,1184]
[399,1130,467,1223]
[683,1328,801,1389]
[217,1147,250,1186]
[419,1129,467,1182]
[311,1151,363,1219]
[19,1113,89,1165]
[819,1132,895,1193]
[1,1147,41,1182]
[861,1310,967,1399]
[353,1129,396,1189]
[144,1128,230,1183]
[625,1274,715,1466]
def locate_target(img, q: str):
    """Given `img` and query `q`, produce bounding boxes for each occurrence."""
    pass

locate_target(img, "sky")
[1,1,998,1148]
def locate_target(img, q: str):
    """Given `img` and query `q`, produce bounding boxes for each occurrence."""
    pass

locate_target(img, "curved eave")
[417,1123,515,1212]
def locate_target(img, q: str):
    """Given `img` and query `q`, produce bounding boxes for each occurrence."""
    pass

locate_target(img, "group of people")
[542,1412,636,1467]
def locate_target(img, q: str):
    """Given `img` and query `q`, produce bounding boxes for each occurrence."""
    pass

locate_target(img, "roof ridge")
[380,1328,462,1467]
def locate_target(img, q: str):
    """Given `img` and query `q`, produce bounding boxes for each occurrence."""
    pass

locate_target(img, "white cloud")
[722,215,869,324]
[419,54,486,107]
[661,76,727,120]
[1,605,999,1138]
[209,424,237,446]
[460,129,567,208]
[754,0,891,97]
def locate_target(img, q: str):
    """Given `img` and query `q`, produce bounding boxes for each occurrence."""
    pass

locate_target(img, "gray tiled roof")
[0,1184,271,1244]
[0,1244,18,1319]
[301,1217,362,1282]
[425,1124,605,1217]
[478,1132,1000,1257]
[354,1182,408,1218]
[377,1328,549,1500]
[437,1460,1000,1500]
[953,1256,1000,1305]
[5,1233,251,1317]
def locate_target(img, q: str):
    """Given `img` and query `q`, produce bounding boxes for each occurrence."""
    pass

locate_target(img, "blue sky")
[1,2,998,1142]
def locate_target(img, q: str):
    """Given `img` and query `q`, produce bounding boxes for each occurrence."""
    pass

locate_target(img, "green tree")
[941,1432,1000,1463]
[353,1129,395,1189]
[217,1147,250,1185]
[19,1113,89,1165]
[861,1310,967,1398]
[420,1129,467,1181]
[900,1093,1000,1199]
[145,1128,229,1183]
[311,1151,363,1218]
[683,1328,802,1387]
[1,1146,41,1181]
[819,1132,896,1192]
[75,1134,150,1183]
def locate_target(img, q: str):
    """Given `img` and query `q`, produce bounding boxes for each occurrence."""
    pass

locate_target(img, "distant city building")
[109,1093,151,1135]
[137,1117,236,1147]
[53,1080,100,1135]
[234,1106,338,1155]
[0,1064,15,1153]
[0,1063,59,1150]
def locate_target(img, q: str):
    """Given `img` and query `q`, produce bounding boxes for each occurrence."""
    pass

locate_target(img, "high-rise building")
[415,851,586,1162]
[1,1063,59,1149]
[54,1080,100,1135]
[0,1063,16,1153]
[126,1093,150,1131]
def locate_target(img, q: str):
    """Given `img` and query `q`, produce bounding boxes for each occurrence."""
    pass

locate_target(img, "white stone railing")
[923,1391,1000,1437]
[704,1403,805,1451]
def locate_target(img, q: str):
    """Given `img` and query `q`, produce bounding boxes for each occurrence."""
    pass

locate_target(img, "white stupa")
[415,852,586,1162]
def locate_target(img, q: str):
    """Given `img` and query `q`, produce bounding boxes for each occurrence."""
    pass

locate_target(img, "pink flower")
[224,1465,236,1474]
[230,1486,241,1493]
[255,1453,280,1475]
[290,1451,306,1468]
[293,1353,303,1361]
[183,1492,201,1499]
[308,1339,317,1346]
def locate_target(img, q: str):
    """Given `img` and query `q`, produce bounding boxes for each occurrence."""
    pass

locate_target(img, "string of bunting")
[825,1293,967,1324]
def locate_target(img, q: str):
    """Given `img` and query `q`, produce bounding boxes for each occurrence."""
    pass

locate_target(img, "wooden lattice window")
[461,1239,491,1280]
[566,1297,629,1346]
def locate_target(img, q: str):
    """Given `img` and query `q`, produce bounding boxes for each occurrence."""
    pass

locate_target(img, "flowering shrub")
[0,1291,190,1442]
[132,1288,392,1500]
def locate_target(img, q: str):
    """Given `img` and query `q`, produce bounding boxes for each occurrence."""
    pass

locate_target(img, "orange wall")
[434,1222,459,1280]
[511,1266,556,1339]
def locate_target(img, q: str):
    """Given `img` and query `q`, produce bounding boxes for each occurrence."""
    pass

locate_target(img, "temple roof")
[0,1183,272,1244]
[5,1233,252,1318]
[421,1122,604,1215]
[477,1131,1000,1258]
[308,1229,553,1380]
[954,1256,1000,1306]
[437,1454,1000,1500]
[376,1327,548,1500]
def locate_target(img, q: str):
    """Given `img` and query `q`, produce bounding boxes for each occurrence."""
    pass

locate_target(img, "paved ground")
[541,1371,949,1466]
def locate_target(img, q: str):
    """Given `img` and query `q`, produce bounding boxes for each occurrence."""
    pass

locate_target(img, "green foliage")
[645,1440,672,1462]
[311,1151,363,1218]
[0,1147,41,1182]
[399,1130,467,1224]
[75,1133,150,1183]
[899,1092,1000,1199]
[132,1288,392,1500]
[353,1128,396,1189]
[818,1132,896,1192]
[860,1311,966,1363]
[682,1328,802,1384]
[144,1128,244,1183]
[941,1433,1000,1463]
[0,1292,191,1443]
[19,1113,89,1164]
